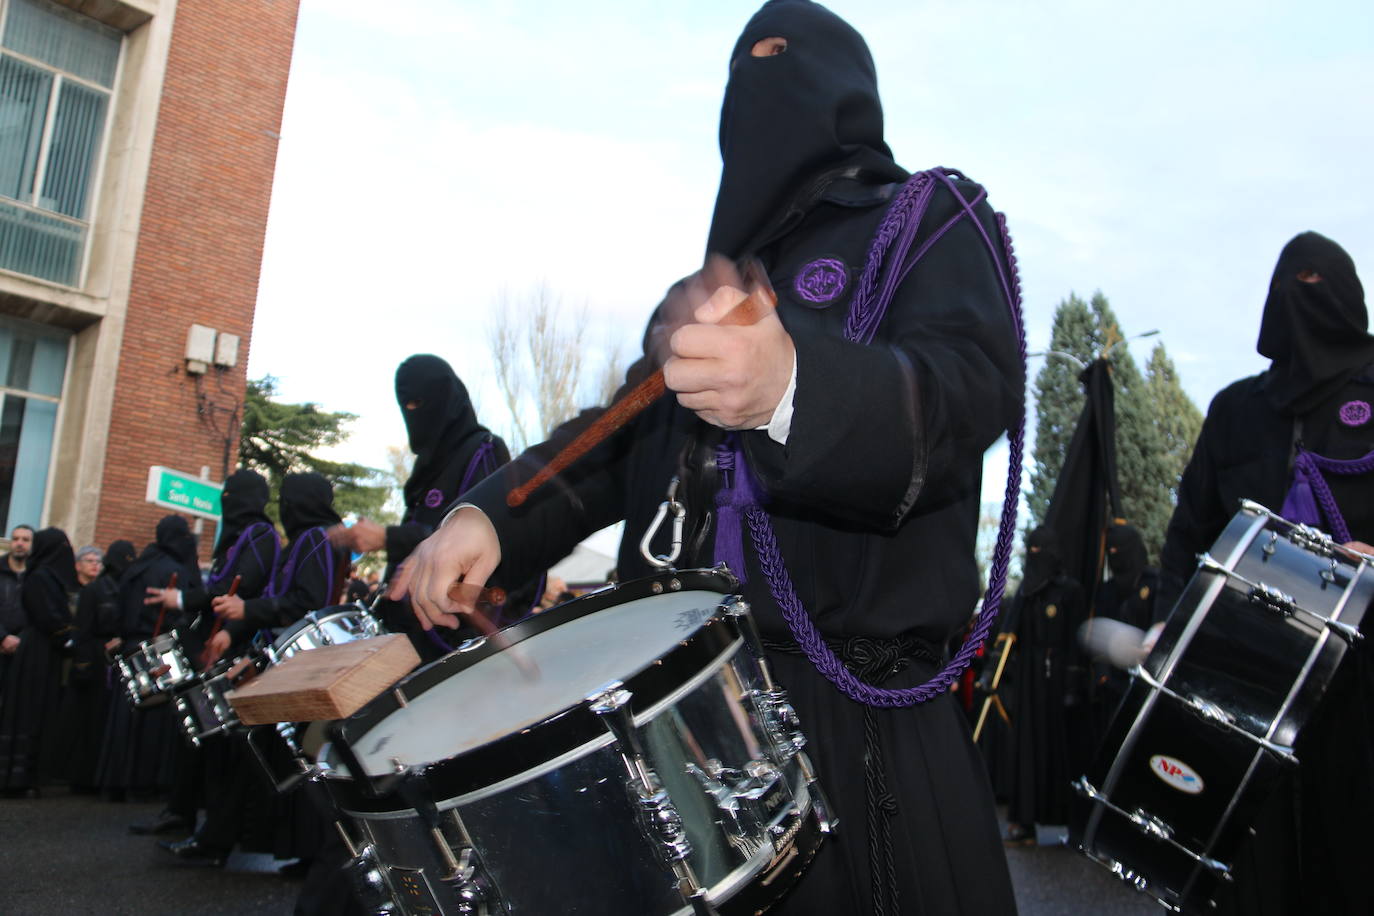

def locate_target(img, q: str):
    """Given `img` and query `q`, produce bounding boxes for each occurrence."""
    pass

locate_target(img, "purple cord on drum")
[720,168,1026,708]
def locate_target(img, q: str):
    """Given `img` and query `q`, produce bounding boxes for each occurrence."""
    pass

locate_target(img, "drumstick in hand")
[201,575,241,668]
[151,572,179,638]
[446,581,539,680]
[506,258,777,508]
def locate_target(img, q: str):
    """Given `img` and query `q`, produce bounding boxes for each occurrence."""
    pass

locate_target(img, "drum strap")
[715,167,1027,709]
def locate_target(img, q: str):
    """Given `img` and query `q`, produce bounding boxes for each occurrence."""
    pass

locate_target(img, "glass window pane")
[0,314,68,396]
[0,395,24,529]
[2,0,120,89]
[0,196,83,284]
[41,79,105,218]
[0,54,51,204]
[8,394,54,529]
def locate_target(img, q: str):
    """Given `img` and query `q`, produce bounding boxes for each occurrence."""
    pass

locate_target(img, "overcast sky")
[248,0,1374,514]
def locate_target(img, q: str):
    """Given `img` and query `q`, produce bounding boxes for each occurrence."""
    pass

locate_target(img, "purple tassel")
[714,435,763,584]
[1280,467,1322,529]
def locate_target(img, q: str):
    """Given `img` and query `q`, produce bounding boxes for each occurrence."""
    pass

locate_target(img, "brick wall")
[94,0,301,558]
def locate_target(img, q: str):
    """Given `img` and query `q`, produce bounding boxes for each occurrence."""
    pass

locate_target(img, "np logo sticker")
[1150,755,1203,795]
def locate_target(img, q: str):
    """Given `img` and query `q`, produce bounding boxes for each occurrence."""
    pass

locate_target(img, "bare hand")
[0,634,18,654]
[350,519,387,554]
[664,284,794,430]
[1343,540,1374,559]
[212,594,245,621]
[203,629,231,667]
[144,586,179,610]
[389,507,500,631]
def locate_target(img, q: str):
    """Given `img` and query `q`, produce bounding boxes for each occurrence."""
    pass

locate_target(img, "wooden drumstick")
[445,581,538,679]
[201,575,241,668]
[507,266,777,508]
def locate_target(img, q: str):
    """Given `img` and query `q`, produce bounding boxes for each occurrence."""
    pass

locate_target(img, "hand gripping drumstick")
[445,581,539,679]
[200,575,241,669]
[507,260,778,508]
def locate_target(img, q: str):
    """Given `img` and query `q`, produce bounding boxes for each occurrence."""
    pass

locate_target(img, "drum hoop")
[272,606,375,652]
[326,567,742,810]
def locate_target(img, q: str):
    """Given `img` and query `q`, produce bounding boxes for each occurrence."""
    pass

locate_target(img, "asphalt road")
[0,790,1162,915]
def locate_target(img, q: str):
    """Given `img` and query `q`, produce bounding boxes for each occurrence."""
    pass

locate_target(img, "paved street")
[0,789,1162,915]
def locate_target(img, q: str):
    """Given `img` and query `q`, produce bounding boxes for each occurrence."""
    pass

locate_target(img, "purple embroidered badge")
[1339,400,1371,427]
[424,488,444,508]
[794,257,848,305]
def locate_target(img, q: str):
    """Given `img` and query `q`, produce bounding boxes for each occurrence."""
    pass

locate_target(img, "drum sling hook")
[640,476,686,569]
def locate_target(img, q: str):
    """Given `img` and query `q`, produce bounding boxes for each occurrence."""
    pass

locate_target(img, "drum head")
[348,588,724,776]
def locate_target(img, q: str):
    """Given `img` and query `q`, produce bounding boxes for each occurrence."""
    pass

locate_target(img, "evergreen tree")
[239,376,393,524]
[1029,292,1199,566]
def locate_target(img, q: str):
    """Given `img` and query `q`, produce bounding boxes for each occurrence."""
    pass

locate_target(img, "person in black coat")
[97,516,202,799]
[60,541,135,791]
[330,355,515,661]
[398,3,1024,912]
[1000,528,1086,843]
[0,524,33,704]
[1159,232,1374,916]
[0,528,79,795]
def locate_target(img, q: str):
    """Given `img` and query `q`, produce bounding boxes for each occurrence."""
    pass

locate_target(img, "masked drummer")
[328,355,521,662]
[397,2,1024,912]
[1158,232,1374,915]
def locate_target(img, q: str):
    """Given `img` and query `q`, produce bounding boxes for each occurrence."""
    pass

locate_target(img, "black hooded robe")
[1159,232,1374,915]
[450,5,1023,912]
[97,516,203,796]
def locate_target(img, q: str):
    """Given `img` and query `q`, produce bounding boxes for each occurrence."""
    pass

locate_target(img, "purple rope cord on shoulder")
[724,167,1026,708]
[1283,446,1374,544]
[207,522,280,590]
[458,439,497,497]
[268,527,335,602]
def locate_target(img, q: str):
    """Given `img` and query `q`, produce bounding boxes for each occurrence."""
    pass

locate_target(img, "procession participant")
[0,524,33,700]
[97,516,202,803]
[61,544,127,792]
[329,354,515,660]
[1159,232,1374,915]
[1000,528,1085,845]
[0,528,80,796]
[203,472,347,870]
[148,469,281,853]
[398,2,1024,912]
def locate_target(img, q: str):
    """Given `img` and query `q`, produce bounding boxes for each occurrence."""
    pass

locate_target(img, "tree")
[1028,292,1199,565]
[238,376,394,524]
[489,283,627,453]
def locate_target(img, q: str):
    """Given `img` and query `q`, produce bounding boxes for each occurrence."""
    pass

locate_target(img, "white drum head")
[349,589,724,775]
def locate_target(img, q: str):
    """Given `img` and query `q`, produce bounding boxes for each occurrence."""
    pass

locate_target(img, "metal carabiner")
[640,477,686,569]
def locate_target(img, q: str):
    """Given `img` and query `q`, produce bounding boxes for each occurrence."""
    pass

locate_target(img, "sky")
[248,0,1374,523]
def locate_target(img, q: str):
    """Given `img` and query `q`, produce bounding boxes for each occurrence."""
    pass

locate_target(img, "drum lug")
[1127,808,1174,842]
[752,687,807,762]
[686,758,782,855]
[340,841,401,914]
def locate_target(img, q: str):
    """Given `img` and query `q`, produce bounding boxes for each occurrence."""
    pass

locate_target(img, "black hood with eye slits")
[706,0,908,261]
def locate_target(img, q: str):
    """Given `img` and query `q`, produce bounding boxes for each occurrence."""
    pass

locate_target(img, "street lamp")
[1027,329,1160,370]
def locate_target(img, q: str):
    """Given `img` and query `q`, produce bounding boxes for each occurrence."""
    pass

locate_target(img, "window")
[0,0,119,286]
[0,313,67,531]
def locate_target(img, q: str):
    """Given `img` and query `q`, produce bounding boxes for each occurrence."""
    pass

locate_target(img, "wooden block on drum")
[228,634,420,725]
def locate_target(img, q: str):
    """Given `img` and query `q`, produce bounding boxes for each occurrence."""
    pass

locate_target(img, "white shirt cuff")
[441,502,486,528]
[757,352,798,444]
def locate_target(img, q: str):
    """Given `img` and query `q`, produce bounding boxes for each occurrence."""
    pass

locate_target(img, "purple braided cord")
[267,527,335,602]
[747,169,1026,707]
[458,439,497,497]
[207,522,279,589]
[1290,447,1374,544]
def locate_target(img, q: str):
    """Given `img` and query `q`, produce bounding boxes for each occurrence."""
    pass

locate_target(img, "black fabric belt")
[762,632,943,684]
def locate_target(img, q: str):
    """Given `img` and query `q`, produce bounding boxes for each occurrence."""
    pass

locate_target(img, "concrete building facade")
[0,0,299,555]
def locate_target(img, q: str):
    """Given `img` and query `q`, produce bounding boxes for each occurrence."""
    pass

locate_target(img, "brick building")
[0,0,300,556]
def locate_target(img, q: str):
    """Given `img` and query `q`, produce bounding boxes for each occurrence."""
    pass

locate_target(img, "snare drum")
[266,604,384,663]
[172,655,259,746]
[1071,501,1373,912]
[320,568,829,916]
[115,630,197,708]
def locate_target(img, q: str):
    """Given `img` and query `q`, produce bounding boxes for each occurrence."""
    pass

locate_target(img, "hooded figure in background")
[330,355,514,660]
[396,2,1023,912]
[1158,232,1374,915]
[0,528,79,793]
[1088,523,1159,738]
[98,516,202,798]
[998,527,1085,843]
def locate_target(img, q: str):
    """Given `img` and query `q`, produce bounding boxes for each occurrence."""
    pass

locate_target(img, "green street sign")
[145,466,222,521]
